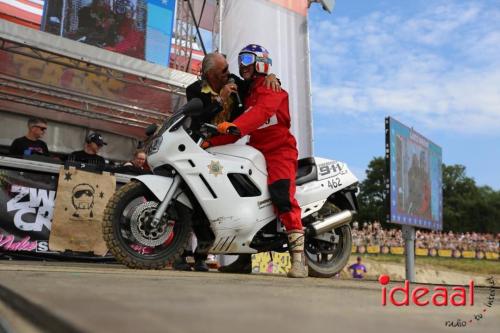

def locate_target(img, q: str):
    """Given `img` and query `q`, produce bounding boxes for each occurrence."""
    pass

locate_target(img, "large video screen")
[385,117,443,230]
[41,0,175,66]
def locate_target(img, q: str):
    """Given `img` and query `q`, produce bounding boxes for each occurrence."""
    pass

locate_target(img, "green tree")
[357,157,389,226]
[442,164,500,233]
[442,164,478,231]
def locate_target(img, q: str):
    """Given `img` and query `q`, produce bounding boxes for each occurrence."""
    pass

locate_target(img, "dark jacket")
[185,74,249,131]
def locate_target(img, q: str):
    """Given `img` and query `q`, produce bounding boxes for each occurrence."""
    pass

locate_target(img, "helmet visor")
[238,53,256,66]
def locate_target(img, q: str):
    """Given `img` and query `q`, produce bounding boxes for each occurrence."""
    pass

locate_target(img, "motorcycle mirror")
[145,123,158,137]
[178,98,204,116]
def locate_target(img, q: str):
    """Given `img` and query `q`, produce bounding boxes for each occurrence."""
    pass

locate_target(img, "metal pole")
[60,0,67,37]
[304,11,314,156]
[402,225,416,282]
[186,0,206,55]
[218,0,223,52]
[40,0,48,31]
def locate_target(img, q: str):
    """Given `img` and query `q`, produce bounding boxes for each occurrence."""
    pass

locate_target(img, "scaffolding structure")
[170,0,196,73]
[0,19,197,138]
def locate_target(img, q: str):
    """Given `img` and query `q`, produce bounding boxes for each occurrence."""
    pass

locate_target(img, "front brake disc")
[130,201,174,247]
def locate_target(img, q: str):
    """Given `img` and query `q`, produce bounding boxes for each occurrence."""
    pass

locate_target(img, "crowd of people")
[8,117,149,176]
[352,221,499,253]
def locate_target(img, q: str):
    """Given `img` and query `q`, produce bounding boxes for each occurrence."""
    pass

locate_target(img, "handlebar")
[203,123,218,133]
[227,127,241,136]
[201,123,241,137]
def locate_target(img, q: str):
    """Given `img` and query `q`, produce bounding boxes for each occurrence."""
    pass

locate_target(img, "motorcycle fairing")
[146,124,358,254]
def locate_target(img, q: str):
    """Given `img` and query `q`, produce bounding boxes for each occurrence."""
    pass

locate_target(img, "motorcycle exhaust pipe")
[307,210,354,236]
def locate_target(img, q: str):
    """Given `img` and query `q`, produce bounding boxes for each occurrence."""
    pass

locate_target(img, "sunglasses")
[33,125,48,131]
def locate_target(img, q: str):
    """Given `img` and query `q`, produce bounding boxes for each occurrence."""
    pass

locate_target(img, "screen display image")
[42,0,146,59]
[386,117,443,230]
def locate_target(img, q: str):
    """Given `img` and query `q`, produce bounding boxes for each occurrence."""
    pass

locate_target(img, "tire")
[303,201,353,278]
[102,181,192,269]
[305,224,352,278]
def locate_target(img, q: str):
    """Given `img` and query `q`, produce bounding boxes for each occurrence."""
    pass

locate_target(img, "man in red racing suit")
[207,44,307,278]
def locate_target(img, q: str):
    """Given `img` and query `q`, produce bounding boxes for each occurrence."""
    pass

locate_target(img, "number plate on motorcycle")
[317,161,347,180]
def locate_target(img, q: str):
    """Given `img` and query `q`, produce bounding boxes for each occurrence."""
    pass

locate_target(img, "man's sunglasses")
[33,125,48,131]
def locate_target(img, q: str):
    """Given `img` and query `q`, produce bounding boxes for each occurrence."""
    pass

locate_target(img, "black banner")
[0,167,57,254]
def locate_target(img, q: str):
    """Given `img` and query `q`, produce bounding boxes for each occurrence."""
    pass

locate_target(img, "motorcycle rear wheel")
[103,181,192,269]
[305,224,352,278]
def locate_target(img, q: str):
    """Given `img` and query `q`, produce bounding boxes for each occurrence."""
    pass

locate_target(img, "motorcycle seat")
[296,157,317,186]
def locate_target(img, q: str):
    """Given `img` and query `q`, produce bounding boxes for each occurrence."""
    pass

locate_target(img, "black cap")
[87,133,107,146]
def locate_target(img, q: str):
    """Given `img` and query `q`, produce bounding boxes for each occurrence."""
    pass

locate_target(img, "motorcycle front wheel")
[305,224,352,278]
[103,181,192,269]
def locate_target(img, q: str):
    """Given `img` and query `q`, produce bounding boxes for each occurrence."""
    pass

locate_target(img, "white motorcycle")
[103,99,359,277]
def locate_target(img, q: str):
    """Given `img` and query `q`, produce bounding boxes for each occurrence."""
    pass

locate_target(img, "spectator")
[67,132,107,171]
[351,221,499,254]
[76,0,115,46]
[105,2,144,58]
[348,256,367,279]
[115,149,148,175]
[9,118,49,157]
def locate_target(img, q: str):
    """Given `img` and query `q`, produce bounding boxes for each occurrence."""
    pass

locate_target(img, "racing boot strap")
[287,230,308,278]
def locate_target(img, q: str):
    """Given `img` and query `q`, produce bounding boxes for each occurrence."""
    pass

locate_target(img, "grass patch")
[353,254,500,275]
[415,257,500,275]
[357,254,404,264]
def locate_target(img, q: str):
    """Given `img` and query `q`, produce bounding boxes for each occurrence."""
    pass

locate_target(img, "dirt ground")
[0,260,498,333]
[343,255,499,286]
[252,252,499,286]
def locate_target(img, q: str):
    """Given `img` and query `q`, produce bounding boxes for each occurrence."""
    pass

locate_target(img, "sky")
[308,0,500,190]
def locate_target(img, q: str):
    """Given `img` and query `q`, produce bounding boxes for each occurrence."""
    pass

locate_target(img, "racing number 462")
[328,177,342,189]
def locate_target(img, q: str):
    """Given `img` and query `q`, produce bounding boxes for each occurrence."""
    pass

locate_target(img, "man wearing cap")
[67,132,107,170]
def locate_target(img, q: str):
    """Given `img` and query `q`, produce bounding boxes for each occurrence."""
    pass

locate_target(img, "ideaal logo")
[378,275,496,328]
[6,185,55,232]
[379,275,474,306]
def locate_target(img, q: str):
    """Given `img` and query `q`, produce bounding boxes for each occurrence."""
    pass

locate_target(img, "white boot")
[287,231,308,278]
